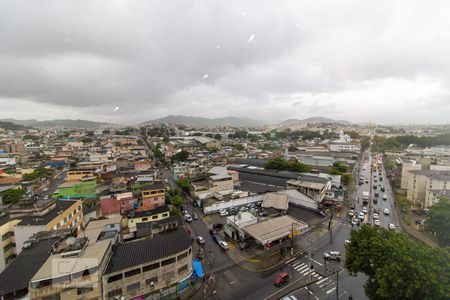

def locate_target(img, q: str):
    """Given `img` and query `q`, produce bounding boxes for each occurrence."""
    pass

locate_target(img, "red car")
[274,272,290,287]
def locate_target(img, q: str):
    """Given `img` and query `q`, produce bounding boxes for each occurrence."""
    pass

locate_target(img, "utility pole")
[336,269,340,300]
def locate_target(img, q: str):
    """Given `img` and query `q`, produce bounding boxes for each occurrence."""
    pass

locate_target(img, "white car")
[388,223,396,230]
[348,209,355,217]
[219,209,229,216]
[383,208,390,215]
[184,214,192,222]
[218,240,229,250]
[373,213,379,219]
[374,219,381,227]
[362,207,368,214]
[358,212,365,220]
[282,296,298,300]
[382,194,388,200]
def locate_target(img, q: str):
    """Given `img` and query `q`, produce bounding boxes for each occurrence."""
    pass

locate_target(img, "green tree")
[102,129,111,134]
[213,133,222,140]
[385,160,396,171]
[172,150,189,162]
[346,225,450,300]
[327,162,348,175]
[81,137,92,144]
[265,157,311,172]
[171,195,184,207]
[22,167,53,181]
[341,174,352,186]
[425,197,450,246]
[361,136,371,152]
[177,178,192,192]
[2,189,26,205]
[205,133,214,138]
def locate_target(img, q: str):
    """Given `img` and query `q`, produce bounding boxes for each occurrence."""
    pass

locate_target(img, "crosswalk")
[287,259,339,296]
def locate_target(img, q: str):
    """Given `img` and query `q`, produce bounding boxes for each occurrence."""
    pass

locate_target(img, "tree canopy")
[1,188,26,205]
[425,197,450,246]
[346,225,450,300]
[171,150,189,162]
[327,162,349,175]
[22,167,53,181]
[176,178,192,192]
[265,157,312,172]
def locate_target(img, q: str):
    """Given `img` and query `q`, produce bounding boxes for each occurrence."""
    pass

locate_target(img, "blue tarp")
[192,259,204,278]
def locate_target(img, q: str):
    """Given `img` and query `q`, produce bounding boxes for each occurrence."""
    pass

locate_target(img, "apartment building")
[406,170,450,208]
[400,160,423,189]
[140,182,166,211]
[0,213,21,272]
[28,217,121,300]
[102,228,193,300]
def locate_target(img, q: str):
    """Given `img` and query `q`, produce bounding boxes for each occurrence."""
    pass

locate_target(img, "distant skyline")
[1,1,450,125]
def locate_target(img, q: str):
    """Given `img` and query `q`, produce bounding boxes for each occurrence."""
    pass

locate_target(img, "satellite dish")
[66,237,77,246]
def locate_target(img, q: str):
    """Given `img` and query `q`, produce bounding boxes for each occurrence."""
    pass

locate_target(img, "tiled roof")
[105,227,192,274]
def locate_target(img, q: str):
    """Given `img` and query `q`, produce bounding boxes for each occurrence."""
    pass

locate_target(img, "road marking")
[316,277,328,285]
[319,281,332,288]
[310,258,323,266]
[295,264,308,271]
[300,268,312,275]
[313,273,320,278]
[326,287,337,294]
[285,257,297,264]
[292,260,304,267]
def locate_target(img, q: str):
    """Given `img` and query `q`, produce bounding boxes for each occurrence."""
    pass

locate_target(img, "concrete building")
[400,160,423,189]
[13,200,83,256]
[66,168,96,182]
[329,143,361,153]
[286,177,330,203]
[127,205,171,235]
[102,228,193,300]
[140,182,166,211]
[0,213,21,272]
[28,227,114,300]
[406,170,450,208]
[100,192,135,216]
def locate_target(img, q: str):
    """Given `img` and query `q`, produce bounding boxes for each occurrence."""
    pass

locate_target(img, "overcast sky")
[1,0,450,125]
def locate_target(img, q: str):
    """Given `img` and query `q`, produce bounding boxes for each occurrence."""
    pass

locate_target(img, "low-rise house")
[127,205,171,235]
[100,192,136,216]
[66,168,96,182]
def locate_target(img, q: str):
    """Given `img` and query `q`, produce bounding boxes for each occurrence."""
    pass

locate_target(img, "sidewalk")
[393,202,438,247]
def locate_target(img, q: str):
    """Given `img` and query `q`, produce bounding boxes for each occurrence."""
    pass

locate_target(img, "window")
[107,289,122,298]
[124,268,141,278]
[127,282,140,292]
[177,252,188,261]
[146,276,158,286]
[141,217,148,221]
[178,264,188,274]
[143,262,159,272]
[161,257,176,266]
[77,286,94,295]
[152,215,158,220]
[107,273,123,283]
[162,213,169,217]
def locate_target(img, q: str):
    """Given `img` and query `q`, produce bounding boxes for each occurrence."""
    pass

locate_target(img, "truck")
[362,191,370,204]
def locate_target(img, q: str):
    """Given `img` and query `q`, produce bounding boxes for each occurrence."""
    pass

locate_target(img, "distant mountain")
[1,119,117,129]
[0,121,30,131]
[139,115,264,128]
[275,117,351,126]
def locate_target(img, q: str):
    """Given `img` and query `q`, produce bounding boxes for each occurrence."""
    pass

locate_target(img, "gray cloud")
[1,0,450,124]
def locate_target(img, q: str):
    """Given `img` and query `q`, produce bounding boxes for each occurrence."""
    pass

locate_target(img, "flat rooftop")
[243,215,308,245]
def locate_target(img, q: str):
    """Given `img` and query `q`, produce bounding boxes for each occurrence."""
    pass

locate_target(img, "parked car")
[197,247,205,259]
[218,240,229,250]
[388,223,396,230]
[196,236,205,245]
[219,209,229,216]
[317,210,327,217]
[373,213,379,219]
[348,209,355,217]
[350,203,356,210]
[384,208,390,215]
[281,296,298,300]
[184,214,193,222]
[374,219,381,227]
[382,194,387,200]
[323,251,341,261]
[212,223,224,230]
[209,229,217,236]
[358,212,365,220]
[193,213,199,220]
[274,272,290,287]
[362,207,368,214]
[351,218,360,226]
